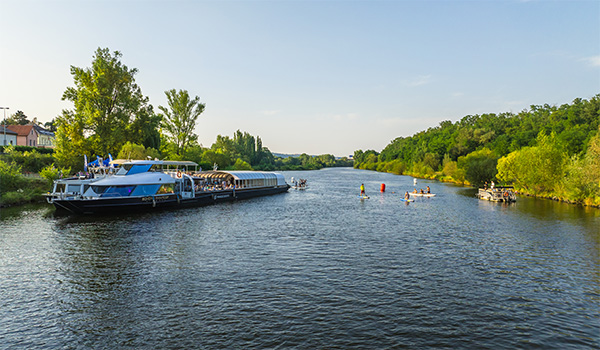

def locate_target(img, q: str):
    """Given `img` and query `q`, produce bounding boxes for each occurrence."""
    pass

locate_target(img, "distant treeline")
[354,95,600,206]
[135,129,354,171]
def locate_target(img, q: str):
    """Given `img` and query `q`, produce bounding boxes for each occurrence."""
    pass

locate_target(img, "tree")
[54,110,88,171]
[497,131,567,195]
[6,110,30,125]
[159,89,205,157]
[459,148,498,187]
[44,119,57,132]
[61,47,152,157]
[117,142,160,160]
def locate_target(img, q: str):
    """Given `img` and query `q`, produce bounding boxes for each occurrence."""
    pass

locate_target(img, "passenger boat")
[46,160,290,214]
[476,186,516,203]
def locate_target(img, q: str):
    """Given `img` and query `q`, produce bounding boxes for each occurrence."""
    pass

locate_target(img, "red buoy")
[380,183,386,192]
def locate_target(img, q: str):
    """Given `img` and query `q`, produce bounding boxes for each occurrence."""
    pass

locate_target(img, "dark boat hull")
[52,185,290,215]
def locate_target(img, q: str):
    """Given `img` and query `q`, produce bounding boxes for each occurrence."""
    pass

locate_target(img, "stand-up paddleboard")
[400,198,414,202]
[358,195,370,200]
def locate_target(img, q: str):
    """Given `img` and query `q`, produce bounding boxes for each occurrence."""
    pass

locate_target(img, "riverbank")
[0,167,49,208]
[379,168,600,209]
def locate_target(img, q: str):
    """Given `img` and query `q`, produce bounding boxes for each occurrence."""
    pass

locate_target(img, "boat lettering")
[142,195,171,202]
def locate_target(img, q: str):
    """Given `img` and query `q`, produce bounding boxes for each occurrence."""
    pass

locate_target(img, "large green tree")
[159,89,205,157]
[61,47,153,158]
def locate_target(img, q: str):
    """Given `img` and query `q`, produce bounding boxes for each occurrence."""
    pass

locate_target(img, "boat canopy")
[110,159,198,167]
[197,171,287,187]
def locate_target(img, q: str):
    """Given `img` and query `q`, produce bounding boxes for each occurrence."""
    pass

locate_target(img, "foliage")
[459,148,498,187]
[0,159,25,192]
[0,145,54,154]
[230,158,253,170]
[497,132,567,195]
[159,89,205,157]
[5,110,31,125]
[117,142,160,160]
[39,164,71,187]
[0,146,54,173]
[54,110,88,171]
[59,47,155,164]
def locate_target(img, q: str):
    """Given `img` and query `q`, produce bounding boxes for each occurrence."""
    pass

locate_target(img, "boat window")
[91,186,108,194]
[67,184,81,193]
[101,185,136,197]
[126,164,153,175]
[157,184,175,194]
[131,184,161,196]
[55,183,66,193]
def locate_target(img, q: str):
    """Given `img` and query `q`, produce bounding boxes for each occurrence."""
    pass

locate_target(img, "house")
[0,126,18,146]
[7,125,39,147]
[33,124,55,148]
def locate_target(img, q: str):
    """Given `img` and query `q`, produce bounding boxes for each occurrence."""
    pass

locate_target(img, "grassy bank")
[0,173,49,208]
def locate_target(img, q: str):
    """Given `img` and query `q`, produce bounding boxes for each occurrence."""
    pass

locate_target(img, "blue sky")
[1,0,598,157]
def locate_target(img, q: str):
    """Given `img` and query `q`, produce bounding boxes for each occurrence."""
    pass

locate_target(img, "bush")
[0,160,26,192]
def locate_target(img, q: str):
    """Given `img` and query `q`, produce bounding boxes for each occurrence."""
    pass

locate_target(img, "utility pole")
[0,107,9,146]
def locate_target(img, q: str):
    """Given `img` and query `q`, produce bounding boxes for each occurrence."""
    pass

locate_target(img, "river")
[1,167,598,349]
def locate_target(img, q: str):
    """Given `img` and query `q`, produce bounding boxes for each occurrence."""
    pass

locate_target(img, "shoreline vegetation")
[1,48,597,209]
[354,95,600,208]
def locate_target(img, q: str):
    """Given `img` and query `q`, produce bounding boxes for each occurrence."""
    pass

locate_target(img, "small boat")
[46,160,290,214]
[291,177,308,190]
[476,186,516,203]
[408,193,436,197]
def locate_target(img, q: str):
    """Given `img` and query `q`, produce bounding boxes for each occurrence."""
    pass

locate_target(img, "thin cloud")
[581,55,600,67]
[404,74,433,87]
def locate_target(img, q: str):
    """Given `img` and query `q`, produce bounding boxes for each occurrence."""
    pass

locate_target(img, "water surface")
[1,168,598,349]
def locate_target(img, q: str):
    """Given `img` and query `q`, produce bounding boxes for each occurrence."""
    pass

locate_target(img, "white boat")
[408,193,436,197]
[46,160,290,214]
[477,186,516,202]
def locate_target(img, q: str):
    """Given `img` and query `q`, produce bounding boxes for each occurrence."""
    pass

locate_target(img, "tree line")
[0,47,353,206]
[353,95,600,206]
[13,48,351,173]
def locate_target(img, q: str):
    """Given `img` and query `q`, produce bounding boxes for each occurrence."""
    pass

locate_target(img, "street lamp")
[0,107,8,146]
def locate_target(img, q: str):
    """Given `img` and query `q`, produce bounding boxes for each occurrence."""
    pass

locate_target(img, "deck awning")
[195,171,287,186]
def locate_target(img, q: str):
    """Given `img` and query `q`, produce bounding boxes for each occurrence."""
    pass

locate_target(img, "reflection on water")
[1,168,598,349]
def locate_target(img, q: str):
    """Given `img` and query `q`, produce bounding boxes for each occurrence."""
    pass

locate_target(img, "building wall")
[38,134,55,148]
[1,134,18,146]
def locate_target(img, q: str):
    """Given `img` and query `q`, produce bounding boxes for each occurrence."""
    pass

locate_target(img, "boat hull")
[52,185,290,215]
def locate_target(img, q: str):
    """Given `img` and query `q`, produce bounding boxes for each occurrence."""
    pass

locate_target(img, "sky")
[1,0,599,157]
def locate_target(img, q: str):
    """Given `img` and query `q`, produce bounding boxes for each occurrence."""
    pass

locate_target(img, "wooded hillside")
[353,95,600,206]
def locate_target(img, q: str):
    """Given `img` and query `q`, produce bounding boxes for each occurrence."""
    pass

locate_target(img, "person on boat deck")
[360,184,365,196]
[484,181,488,190]
[426,186,430,194]
[404,191,410,200]
[491,181,495,190]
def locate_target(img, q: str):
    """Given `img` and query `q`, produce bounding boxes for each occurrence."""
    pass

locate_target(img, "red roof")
[6,125,38,136]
